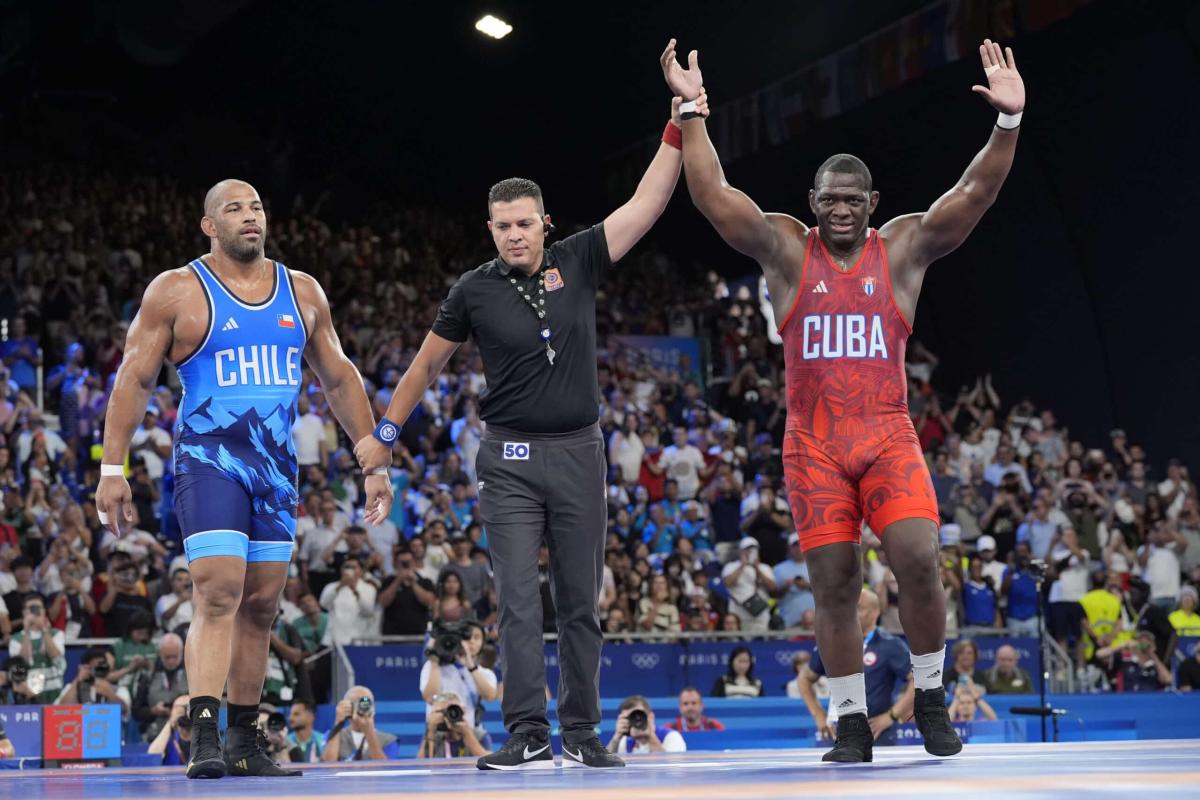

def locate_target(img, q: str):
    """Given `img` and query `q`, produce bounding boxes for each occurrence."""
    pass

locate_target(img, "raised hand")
[972,39,1024,114]
[661,38,703,100]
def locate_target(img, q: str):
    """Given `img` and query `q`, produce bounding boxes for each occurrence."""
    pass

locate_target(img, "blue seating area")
[311,692,1200,757]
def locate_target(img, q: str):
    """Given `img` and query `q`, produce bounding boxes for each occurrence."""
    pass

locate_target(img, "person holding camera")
[1097,630,1173,692]
[131,633,187,740]
[6,595,65,703]
[0,655,39,704]
[418,692,490,759]
[721,539,777,633]
[255,704,294,765]
[321,686,397,761]
[319,556,378,645]
[148,694,193,766]
[420,620,497,736]
[607,695,686,755]
[57,646,130,714]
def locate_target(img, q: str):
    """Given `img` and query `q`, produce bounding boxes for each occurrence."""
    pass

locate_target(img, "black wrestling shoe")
[562,736,626,768]
[822,712,873,763]
[185,720,227,779]
[476,732,556,770]
[224,721,302,776]
[913,687,963,756]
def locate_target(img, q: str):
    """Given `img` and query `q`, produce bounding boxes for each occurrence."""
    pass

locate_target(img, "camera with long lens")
[426,621,466,664]
[443,704,464,725]
[355,695,374,717]
[267,711,287,732]
[92,661,111,681]
[627,709,648,730]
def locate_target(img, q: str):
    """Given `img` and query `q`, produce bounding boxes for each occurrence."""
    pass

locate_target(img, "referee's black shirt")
[431,223,611,434]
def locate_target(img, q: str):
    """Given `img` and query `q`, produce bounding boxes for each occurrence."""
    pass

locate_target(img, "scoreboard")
[0,705,122,766]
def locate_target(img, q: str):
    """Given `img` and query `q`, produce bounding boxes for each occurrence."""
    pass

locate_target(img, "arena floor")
[6,740,1200,799]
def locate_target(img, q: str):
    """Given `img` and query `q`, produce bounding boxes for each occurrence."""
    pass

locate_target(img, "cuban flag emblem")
[861,277,876,296]
[277,313,296,329]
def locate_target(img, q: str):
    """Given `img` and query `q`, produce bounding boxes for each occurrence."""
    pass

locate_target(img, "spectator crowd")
[2,162,1199,758]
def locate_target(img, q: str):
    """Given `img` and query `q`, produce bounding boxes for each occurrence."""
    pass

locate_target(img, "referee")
[355,88,710,769]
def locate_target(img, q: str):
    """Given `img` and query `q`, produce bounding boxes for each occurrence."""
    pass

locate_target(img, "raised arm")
[603,46,698,263]
[97,272,181,536]
[662,40,807,299]
[882,40,1024,277]
[293,272,393,524]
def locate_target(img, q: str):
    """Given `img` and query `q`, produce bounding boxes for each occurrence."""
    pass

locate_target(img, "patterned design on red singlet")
[777,228,912,439]
[774,229,937,548]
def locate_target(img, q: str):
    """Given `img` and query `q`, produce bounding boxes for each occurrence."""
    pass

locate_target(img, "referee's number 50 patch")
[503,442,530,460]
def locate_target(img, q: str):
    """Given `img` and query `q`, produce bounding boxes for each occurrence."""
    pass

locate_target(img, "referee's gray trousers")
[475,422,607,744]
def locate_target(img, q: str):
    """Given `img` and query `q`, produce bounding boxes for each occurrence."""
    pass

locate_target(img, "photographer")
[607,695,686,754]
[721,538,777,633]
[6,595,65,703]
[321,686,398,761]
[57,646,130,714]
[318,556,378,646]
[418,692,489,758]
[0,656,39,704]
[255,704,294,765]
[147,694,192,766]
[131,633,187,741]
[419,620,497,739]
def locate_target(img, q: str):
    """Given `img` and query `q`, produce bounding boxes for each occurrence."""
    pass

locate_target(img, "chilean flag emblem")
[277,314,296,328]
[861,277,876,296]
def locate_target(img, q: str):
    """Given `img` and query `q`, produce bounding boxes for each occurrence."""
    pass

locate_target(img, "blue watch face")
[378,423,398,442]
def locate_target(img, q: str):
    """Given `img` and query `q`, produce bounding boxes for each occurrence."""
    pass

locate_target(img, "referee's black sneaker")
[224,715,302,777]
[913,687,963,756]
[562,736,626,768]
[821,712,872,763]
[185,719,227,779]
[476,732,556,770]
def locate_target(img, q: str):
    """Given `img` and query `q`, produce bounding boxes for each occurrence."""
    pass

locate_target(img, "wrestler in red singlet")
[664,37,1025,762]
[776,228,938,552]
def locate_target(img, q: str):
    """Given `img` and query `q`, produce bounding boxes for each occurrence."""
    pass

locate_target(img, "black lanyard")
[507,270,555,365]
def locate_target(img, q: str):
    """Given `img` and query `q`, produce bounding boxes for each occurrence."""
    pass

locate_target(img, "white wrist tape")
[996,110,1023,130]
[98,511,110,525]
[100,464,125,477]
[679,99,698,115]
[369,467,389,476]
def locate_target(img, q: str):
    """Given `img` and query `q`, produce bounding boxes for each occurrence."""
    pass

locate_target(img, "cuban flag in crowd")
[277,313,296,329]
[861,276,876,296]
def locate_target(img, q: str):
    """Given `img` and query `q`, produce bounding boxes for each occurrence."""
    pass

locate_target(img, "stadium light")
[475,14,512,40]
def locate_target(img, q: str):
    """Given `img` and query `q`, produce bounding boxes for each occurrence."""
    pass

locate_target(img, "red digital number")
[43,705,85,760]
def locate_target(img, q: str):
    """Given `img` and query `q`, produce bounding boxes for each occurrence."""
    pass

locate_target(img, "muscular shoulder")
[139,266,202,320]
[286,270,327,307]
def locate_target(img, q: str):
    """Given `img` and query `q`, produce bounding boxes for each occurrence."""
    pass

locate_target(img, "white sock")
[827,673,867,718]
[911,648,947,691]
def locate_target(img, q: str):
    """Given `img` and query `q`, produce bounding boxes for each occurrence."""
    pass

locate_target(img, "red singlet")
[776,228,939,551]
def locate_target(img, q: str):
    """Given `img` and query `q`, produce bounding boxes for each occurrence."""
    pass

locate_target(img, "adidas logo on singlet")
[221,317,239,332]
[811,280,829,294]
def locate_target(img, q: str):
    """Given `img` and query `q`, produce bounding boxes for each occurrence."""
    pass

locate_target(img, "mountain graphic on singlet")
[173,258,307,504]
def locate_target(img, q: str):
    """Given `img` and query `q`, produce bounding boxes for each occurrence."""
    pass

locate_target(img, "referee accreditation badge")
[544,267,564,291]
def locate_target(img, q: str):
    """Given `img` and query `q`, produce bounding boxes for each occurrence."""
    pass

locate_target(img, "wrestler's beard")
[216,227,266,263]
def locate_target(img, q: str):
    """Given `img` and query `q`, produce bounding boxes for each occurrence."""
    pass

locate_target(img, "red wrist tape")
[662,120,683,150]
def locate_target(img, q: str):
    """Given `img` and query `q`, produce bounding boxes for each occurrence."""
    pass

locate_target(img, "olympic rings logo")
[631,653,660,670]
